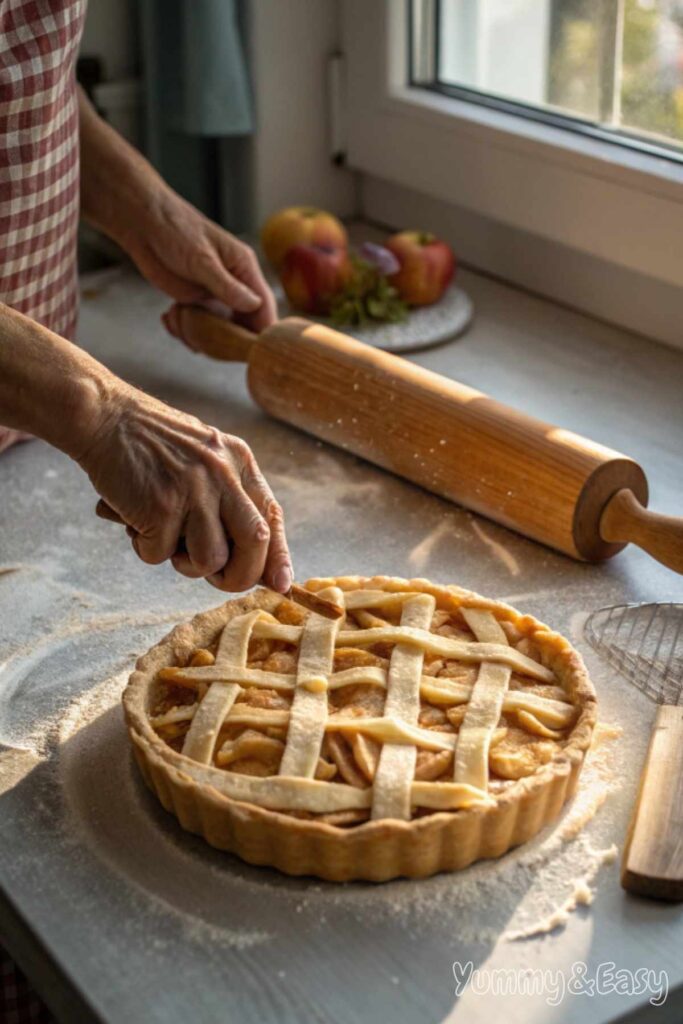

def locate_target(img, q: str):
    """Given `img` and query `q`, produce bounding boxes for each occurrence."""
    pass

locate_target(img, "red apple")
[384,231,456,306]
[261,206,348,269]
[279,244,353,315]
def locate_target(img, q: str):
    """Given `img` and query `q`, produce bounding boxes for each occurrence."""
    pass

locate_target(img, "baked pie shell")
[123,576,597,882]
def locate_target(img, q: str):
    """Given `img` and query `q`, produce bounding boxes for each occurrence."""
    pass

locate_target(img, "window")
[414,0,683,159]
[341,0,683,346]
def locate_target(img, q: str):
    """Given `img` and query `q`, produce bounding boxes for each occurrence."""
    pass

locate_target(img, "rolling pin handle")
[600,489,683,574]
[174,305,259,363]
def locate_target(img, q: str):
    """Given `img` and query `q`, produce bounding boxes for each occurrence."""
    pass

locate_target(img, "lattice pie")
[124,576,596,881]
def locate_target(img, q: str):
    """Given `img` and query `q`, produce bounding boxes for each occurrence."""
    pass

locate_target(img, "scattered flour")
[0,605,198,755]
[470,519,521,577]
[556,723,623,843]
[504,845,619,940]
[266,448,385,524]
[408,518,461,572]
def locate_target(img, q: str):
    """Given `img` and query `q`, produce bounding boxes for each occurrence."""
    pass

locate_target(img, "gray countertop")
[1,263,682,1024]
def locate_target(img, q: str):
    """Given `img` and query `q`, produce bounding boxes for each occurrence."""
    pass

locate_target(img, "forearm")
[0,303,124,460]
[0,310,292,592]
[78,87,166,250]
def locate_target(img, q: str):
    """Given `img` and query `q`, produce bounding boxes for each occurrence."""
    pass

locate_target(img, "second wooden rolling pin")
[173,306,683,574]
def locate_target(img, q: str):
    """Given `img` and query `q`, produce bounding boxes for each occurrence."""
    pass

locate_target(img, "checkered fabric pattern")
[1,1,88,1014]
[0,0,87,340]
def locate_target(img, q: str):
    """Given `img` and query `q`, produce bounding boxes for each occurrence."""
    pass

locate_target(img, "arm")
[0,303,292,593]
[0,302,115,460]
[78,88,277,332]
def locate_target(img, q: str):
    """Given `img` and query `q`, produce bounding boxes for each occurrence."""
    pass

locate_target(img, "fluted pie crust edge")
[123,576,597,882]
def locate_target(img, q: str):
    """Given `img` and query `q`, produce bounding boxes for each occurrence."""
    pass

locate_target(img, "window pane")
[437,0,683,149]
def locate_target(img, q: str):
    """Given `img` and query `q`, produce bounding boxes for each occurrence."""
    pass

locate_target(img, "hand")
[124,188,277,334]
[79,386,292,594]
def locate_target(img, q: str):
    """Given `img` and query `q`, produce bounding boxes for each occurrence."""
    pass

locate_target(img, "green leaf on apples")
[329,255,407,327]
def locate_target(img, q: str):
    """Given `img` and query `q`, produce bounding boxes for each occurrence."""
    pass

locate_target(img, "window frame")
[423,0,683,166]
[341,0,683,291]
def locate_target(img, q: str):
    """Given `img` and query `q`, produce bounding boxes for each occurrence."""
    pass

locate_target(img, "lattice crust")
[142,580,585,823]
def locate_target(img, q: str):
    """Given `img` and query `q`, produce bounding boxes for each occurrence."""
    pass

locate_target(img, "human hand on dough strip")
[81,388,292,595]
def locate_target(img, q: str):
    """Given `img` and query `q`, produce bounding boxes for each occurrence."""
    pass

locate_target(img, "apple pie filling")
[148,590,578,826]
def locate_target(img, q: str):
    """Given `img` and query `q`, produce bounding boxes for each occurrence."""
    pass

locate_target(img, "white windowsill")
[384,85,683,203]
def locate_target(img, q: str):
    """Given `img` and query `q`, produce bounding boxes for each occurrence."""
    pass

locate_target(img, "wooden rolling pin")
[169,306,683,574]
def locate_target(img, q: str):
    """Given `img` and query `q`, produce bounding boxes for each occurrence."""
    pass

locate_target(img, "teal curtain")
[140,0,253,224]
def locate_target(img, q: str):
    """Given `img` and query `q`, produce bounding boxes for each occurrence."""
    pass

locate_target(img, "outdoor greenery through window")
[415,0,683,156]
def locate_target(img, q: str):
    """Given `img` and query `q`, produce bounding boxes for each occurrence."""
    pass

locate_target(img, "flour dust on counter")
[504,844,619,941]
[469,518,521,577]
[0,563,200,757]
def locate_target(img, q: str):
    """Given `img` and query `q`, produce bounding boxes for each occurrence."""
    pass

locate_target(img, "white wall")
[361,174,683,352]
[246,0,357,224]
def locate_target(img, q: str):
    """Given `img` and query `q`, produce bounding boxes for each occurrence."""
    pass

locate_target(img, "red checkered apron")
[0,0,86,456]
[0,3,87,1017]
